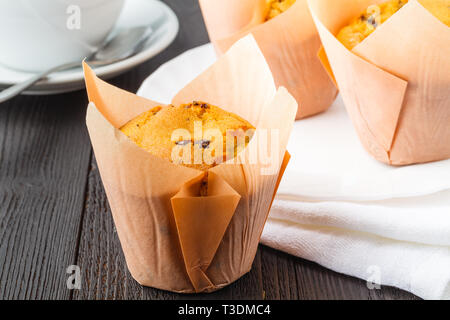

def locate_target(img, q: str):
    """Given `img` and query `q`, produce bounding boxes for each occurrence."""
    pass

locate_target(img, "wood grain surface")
[0,0,419,300]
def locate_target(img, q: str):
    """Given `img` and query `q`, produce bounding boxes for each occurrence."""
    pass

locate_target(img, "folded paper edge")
[199,0,266,51]
[307,0,409,161]
[172,34,277,128]
[201,0,339,119]
[318,46,338,89]
[83,61,165,128]
[170,172,241,292]
[254,151,291,244]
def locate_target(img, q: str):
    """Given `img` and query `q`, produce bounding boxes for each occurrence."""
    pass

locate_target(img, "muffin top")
[337,0,449,50]
[120,102,255,171]
[265,0,296,20]
[420,0,450,26]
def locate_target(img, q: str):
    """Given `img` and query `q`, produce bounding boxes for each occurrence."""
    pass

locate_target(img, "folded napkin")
[262,194,450,300]
[138,43,450,300]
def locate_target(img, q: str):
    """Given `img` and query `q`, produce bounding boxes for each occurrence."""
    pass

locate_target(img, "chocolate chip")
[193,101,200,106]
[195,140,211,149]
[201,103,209,109]
[176,140,192,146]
[151,106,162,115]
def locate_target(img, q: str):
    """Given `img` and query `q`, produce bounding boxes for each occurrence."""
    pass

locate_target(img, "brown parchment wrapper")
[308,0,450,165]
[83,35,297,293]
[199,0,338,119]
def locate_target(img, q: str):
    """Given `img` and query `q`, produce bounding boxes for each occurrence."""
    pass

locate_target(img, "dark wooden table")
[0,0,419,300]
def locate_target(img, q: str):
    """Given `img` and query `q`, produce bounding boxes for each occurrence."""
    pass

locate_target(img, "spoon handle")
[0,61,81,103]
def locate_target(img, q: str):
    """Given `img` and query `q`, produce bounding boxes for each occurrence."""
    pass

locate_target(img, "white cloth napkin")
[262,195,450,300]
[138,43,450,300]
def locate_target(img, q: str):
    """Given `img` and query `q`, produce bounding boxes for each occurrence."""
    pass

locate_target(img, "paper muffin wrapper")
[84,35,297,293]
[308,0,450,165]
[199,0,338,119]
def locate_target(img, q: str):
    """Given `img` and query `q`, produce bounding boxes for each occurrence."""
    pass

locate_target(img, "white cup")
[0,0,124,72]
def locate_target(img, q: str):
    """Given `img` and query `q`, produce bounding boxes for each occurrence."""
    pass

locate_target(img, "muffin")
[84,36,297,293]
[337,0,450,49]
[266,0,297,20]
[199,0,338,119]
[309,0,450,165]
[83,36,297,293]
[120,101,255,172]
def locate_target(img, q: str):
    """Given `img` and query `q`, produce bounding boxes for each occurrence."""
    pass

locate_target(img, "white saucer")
[0,0,179,95]
[137,44,450,201]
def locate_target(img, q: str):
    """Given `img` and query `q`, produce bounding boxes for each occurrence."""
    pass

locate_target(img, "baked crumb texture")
[337,0,449,50]
[266,0,296,20]
[120,102,255,172]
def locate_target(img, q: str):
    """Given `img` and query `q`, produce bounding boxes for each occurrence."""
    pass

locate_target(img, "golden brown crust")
[265,0,296,20]
[337,0,449,50]
[120,102,255,171]
[420,0,450,26]
[337,0,408,50]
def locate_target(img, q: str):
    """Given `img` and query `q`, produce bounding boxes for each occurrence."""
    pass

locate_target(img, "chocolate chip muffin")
[266,0,296,20]
[337,0,450,50]
[120,102,255,172]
